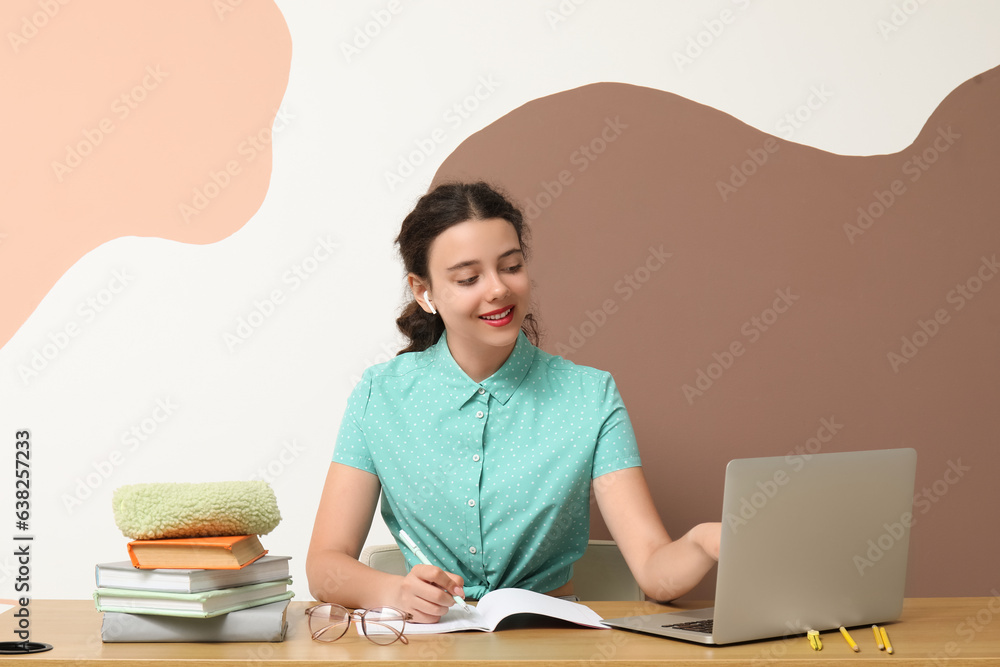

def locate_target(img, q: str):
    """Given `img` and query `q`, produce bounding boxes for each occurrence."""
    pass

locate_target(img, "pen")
[879,625,894,654]
[807,630,822,650]
[873,624,884,650]
[839,626,860,652]
[398,530,472,612]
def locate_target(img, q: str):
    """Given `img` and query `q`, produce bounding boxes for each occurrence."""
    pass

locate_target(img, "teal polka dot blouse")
[333,330,642,599]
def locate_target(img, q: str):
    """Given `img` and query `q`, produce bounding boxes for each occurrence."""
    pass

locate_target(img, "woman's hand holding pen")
[395,564,466,623]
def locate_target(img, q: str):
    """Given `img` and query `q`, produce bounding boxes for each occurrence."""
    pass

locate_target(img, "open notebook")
[366,588,607,635]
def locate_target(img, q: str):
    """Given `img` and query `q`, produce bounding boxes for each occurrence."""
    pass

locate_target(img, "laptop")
[603,448,917,644]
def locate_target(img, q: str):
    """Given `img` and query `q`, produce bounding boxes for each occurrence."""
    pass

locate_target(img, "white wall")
[2,0,999,600]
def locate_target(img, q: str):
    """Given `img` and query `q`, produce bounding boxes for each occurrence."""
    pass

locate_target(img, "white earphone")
[423,291,437,315]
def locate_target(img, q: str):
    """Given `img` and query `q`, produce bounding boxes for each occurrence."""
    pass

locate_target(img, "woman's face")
[419,217,531,364]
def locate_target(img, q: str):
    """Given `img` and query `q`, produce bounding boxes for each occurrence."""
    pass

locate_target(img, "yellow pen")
[840,626,860,652]
[873,624,885,650]
[808,630,822,650]
[880,625,894,654]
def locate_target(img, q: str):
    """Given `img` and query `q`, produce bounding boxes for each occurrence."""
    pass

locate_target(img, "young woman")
[306,182,721,623]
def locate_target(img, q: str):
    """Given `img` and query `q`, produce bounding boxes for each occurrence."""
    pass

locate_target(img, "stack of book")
[94,535,294,642]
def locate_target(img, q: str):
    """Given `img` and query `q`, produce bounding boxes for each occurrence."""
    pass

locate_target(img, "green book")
[94,579,293,618]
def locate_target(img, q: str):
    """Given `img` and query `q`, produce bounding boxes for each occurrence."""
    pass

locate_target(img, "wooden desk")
[3,598,999,665]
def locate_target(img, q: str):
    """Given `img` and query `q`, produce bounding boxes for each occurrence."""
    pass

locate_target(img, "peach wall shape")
[433,66,1000,597]
[1,0,292,349]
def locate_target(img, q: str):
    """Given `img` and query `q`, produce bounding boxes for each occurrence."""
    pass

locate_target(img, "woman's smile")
[479,305,515,326]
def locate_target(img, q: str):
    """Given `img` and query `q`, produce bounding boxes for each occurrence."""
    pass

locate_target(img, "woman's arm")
[305,462,465,622]
[594,466,721,601]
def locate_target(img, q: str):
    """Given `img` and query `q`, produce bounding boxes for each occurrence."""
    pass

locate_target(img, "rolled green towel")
[113,481,281,540]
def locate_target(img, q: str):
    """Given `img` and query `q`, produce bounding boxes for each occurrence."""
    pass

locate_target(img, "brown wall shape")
[433,65,1000,599]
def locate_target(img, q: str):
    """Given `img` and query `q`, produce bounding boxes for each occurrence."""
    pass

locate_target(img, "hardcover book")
[96,555,290,593]
[101,599,291,642]
[125,534,266,570]
[94,579,293,618]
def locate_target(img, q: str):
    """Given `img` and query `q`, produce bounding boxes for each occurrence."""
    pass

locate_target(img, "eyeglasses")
[305,604,412,645]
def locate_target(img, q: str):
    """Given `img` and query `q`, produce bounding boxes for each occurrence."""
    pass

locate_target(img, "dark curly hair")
[395,181,540,354]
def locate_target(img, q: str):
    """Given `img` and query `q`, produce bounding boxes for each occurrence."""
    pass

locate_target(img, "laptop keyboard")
[663,618,714,633]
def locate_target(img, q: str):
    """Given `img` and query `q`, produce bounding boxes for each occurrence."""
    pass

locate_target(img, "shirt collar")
[430,331,535,407]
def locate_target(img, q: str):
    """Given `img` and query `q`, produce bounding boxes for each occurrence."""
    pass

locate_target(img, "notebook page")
[476,589,607,629]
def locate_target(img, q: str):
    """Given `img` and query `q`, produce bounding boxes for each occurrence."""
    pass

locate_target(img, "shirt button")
[476,411,484,419]
[468,499,476,507]
[478,387,485,395]
[469,546,477,554]
[473,454,480,462]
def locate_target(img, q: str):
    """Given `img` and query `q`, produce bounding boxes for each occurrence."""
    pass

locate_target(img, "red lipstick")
[479,305,515,327]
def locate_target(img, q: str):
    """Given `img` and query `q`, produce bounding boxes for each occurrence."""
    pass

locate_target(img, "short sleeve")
[331,371,377,474]
[592,375,642,478]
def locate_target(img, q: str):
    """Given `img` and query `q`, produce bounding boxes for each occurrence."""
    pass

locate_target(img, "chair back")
[359,538,643,601]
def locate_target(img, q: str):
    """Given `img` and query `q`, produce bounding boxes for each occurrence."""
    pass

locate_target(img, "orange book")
[126,535,267,570]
